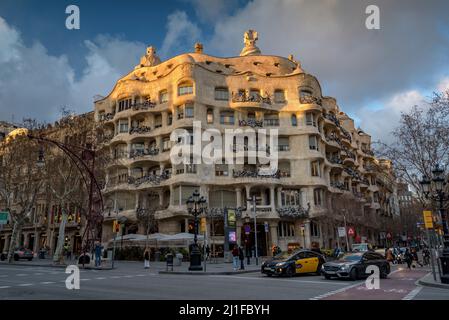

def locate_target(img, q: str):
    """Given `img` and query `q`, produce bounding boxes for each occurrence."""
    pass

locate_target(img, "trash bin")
[175,253,183,266]
[154,251,160,262]
[166,253,174,271]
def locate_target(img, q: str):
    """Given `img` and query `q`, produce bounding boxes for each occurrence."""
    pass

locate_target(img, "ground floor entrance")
[240,223,268,257]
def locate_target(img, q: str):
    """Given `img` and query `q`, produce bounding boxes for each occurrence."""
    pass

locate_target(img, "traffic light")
[113,220,120,233]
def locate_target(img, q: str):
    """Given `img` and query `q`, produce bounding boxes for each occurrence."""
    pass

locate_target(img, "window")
[118,120,129,133]
[249,89,260,100]
[313,188,323,206]
[291,114,297,126]
[309,135,319,151]
[264,113,279,126]
[162,137,171,151]
[185,103,194,118]
[278,221,295,238]
[279,161,291,177]
[167,112,173,125]
[281,189,301,206]
[274,90,285,103]
[214,87,229,101]
[310,221,320,237]
[159,90,168,103]
[278,137,290,151]
[215,164,228,176]
[311,161,320,177]
[177,105,184,120]
[154,114,162,128]
[118,98,133,112]
[220,111,235,125]
[178,82,193,96]
[207,109,214,124]
[306,112,316,126]
[300,89,313,99]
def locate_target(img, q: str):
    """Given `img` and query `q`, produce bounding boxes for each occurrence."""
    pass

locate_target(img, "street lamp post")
[420,164,449,284]
[186,190,207,271]
[246,195,259,266]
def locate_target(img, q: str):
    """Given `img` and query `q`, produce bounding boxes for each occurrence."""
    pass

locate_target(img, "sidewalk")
[0,257,113,270]
[417,272,449,290]
[0,257,264,274]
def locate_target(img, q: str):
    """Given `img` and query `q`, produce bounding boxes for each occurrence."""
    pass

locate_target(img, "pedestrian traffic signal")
[113,220,120,233]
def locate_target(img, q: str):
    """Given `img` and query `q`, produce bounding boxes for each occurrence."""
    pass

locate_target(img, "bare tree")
[376,90,449,206]
[0,129,44,262]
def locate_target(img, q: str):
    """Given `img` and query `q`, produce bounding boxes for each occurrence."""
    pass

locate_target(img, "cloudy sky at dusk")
[1,0,449,143]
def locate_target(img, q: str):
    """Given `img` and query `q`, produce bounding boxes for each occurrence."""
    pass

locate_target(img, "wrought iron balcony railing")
[277,205,310,218]
[231,92,272,105]
[131,100,157,110]
[232,168,280,179]
[238,119,263,128]
[129,126,151,135]
[300,95,322,106]
[127,172,170,186]
[129,148,160,159]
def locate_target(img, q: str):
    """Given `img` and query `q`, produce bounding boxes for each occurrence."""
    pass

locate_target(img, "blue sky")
[1,0,449,143]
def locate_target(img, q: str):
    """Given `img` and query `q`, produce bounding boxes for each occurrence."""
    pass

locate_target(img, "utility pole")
[252,195,258,266]
[343,212,350,252]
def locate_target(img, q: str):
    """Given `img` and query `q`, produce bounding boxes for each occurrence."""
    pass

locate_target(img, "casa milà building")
[94,30,399,256]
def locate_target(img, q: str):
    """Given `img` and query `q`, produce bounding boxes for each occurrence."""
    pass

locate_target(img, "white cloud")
[0,17,146,123]
[160,11,202,58]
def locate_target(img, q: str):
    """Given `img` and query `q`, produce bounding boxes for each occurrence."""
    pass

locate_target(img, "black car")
[261,249,326,277]
[321,251,390,280]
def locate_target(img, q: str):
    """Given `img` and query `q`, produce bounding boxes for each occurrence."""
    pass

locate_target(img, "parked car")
[0,248,34,261]
[351,243,373,252]
[261,249,326,277]
[321,251,390,280]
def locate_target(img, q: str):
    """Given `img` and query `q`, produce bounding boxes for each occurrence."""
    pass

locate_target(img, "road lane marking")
[34,273,44,276]
[40,282,56,284]
[18,283,33,287]
[209,275,348,285]
[0,286,11,289]
[95,277,106,280]
[81,279,91,281]
[16,274,28,276]
[309,268,403,300]
[402,286,423,300]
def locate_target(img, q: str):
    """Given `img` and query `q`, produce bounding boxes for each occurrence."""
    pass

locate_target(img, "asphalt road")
[0,263,447,300]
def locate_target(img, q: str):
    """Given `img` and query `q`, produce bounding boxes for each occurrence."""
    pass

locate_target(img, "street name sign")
[0,212,8,225]
[338,227,346,237]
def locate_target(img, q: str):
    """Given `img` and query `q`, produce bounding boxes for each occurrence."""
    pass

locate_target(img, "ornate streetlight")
[186,190,207,271]
[420,164,449,284]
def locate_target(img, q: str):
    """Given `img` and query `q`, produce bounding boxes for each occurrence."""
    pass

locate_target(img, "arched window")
[207,108,214,124]
[291,114,297,126]
[178,81,193,96]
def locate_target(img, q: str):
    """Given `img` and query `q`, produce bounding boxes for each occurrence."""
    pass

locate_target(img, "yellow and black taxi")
[261,249,326,277]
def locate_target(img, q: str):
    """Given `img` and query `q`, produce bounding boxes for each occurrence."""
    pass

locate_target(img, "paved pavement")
[0,261,447,300]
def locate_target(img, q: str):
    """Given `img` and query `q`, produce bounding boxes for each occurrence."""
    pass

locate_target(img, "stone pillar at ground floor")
[269,222,278,256]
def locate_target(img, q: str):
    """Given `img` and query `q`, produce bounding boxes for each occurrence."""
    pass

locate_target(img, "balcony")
[231,91,272,105]
[276,205,310,218]
[127,172,170,186]
[238,119,263,128]
[232,168,280,179]
[129,126,151,135]
[330,181,345,190]
[327,155,343,165]
[300,95,322,106]
[99,112,114,122]
[278,145,290,152]
[323,113,340,126]
[263,119,279,127]
[131,100,156,111]
[362,148,375,157]
[129,148,159,159]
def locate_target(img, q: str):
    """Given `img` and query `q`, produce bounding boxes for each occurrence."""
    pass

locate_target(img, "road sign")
[200,217,206,233]
[338,227,346,237]
[423,211,434,229]
[244,225,251,235]
[347,227,355,237]
[0,212,8,225]
[264,221,269,233]
[227,209,236,228]
[113,220,120,233]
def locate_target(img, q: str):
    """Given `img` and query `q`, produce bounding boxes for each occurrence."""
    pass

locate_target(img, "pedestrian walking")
[232,245,239,271]
[423,247,430,266]
[206,245,210,261]
[94,241,103,267]
[238,246,245,270]
[144,249,150,269]
[386,248,394,263]
[66,244,72,261]
[404,248,413,269]
[411,248,423,267]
